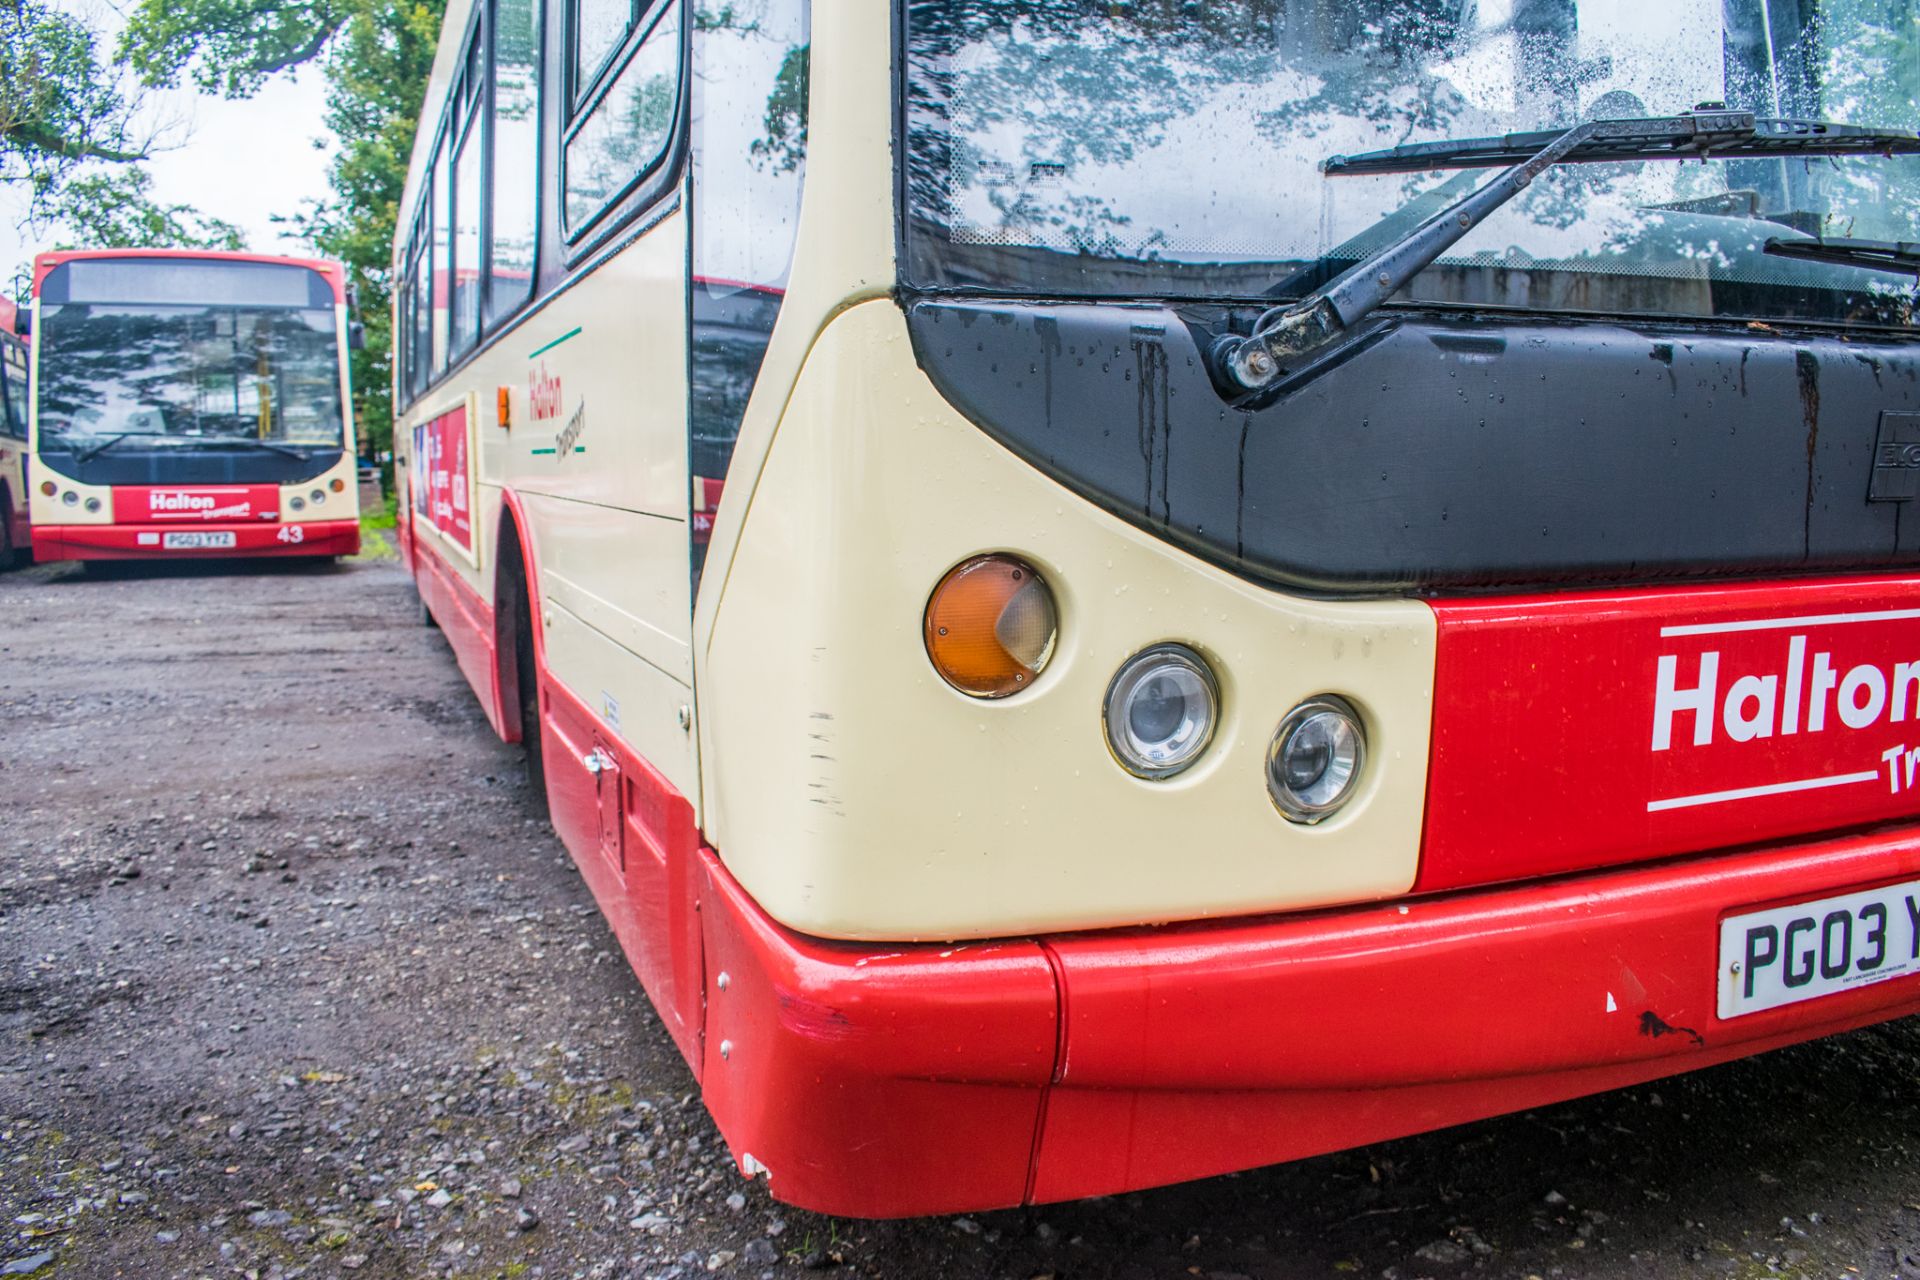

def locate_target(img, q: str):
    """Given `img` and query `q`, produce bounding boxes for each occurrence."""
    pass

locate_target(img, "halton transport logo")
[147,489,253,521]
[1650,607,1920,811]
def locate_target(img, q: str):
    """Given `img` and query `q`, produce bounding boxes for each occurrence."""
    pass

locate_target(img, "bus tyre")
[515,591,548,818]
[0,505,18,568]
[418,594,437,628]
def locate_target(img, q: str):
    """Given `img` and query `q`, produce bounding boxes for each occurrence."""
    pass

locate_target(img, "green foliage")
[280,0,445,463]
[119,0,349,97]
[0,0,144,207]
[47,167,247,251]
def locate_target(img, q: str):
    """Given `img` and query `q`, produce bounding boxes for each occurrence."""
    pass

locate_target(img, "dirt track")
[4,545,1920,1280]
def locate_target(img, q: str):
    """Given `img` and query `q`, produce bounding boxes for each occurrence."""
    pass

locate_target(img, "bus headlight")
[310,488,326,504]
[84,497,101,513]
[1104,644,1218,779]
[924,554,1057,698]
[1267,696,1365,823]
[61,490,78,506]
[289,495,306,512]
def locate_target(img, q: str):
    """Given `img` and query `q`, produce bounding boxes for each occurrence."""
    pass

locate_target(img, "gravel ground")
[4,544,1920,1280]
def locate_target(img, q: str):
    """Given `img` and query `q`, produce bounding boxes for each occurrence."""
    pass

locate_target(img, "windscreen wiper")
[1214,110,1920,393]
[1764,236,1920,279]
[1321,115,1920,176]
[74,433,135,463]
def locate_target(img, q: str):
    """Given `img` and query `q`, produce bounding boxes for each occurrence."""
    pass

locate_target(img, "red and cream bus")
[394,0,1920,1218]
[0,300,28,565]
[25,250,361,562]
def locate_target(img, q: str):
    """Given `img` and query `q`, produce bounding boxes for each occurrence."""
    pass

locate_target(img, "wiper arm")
[74,433,134,463]
[1215,110,1920,393]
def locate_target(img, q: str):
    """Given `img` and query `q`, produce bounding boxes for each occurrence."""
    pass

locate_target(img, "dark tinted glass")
[689,0,809,590]
[903,0,1920,326]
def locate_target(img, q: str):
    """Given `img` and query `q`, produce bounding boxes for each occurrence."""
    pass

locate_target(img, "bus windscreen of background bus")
[27,253,362,562]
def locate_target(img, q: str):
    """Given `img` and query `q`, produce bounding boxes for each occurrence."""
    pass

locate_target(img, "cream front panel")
[703,300,1439,943]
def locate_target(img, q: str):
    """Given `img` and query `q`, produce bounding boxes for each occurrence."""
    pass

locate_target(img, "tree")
[48,167,247,251]
[279,0,444,465]
[0,0,145,208]
[119,0,350,97]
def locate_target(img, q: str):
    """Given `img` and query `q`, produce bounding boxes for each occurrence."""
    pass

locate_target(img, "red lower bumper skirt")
[33,520,360,561]
[697,825,1920,1218]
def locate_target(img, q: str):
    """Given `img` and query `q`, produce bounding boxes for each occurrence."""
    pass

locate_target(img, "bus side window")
[688,0,809,590]
[431,132,452,375]
[450,19,487,357]
[487,0,541,323]
[561,0,679,236]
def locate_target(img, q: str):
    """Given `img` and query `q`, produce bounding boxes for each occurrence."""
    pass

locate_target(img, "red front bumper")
[33,520,360,561]
[697,823,1920,1218]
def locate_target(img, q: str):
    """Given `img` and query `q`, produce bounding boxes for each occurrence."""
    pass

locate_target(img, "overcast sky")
[1,0,336,296]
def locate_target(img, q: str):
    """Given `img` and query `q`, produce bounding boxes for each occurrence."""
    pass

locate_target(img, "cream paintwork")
[394,0,1440,941]
[702,300,1437,941]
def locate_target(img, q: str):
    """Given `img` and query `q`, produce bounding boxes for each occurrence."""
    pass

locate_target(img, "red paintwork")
[417,508,1920,1218]
[412,534,509,740]
[32,249,348,303]
[33,519,358,561]
[1423,575,1920,893]
[110,484,282,524]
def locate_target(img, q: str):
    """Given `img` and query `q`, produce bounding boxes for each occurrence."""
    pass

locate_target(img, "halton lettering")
[1652,636,1920,749]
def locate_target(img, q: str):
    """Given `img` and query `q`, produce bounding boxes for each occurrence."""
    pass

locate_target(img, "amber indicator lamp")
[924,554,1058,698]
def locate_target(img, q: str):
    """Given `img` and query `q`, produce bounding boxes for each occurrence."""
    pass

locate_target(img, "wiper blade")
[1763,236,1920,277]
[1214,110,1920,393]
[1324,114,1920,177]
[74,433,134,463]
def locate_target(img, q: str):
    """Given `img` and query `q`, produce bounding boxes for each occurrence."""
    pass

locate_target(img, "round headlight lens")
[924,554,1057,698]
[1267,696,1366,823]
[83,497,101,513]
[310,488,326,504]
[1104,644,1219,779]
[61,490,78,506]
[289,495,306,512]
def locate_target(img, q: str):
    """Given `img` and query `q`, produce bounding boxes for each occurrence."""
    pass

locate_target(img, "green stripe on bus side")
[529,446,586,455]
[527,327,583,359]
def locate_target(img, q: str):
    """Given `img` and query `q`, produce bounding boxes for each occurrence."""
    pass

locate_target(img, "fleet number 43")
[276,525,305,544]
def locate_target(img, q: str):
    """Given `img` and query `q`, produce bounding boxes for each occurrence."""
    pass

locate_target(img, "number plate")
[161,531,237,550]
[1718,879,1920,1018]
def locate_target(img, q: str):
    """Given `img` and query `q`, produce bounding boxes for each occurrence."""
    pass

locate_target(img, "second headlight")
[1104,644,1219,779]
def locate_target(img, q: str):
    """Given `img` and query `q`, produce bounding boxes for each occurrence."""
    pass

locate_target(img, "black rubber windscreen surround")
[904,299,1920,593]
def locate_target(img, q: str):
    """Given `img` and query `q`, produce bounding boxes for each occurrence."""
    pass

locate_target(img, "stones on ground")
[500,1177,522,1199]
[425,1188,453,1208]
[0,1255,54,1277]
[247,1208,292,1228]
[515,1207,540,1232]
[743,1238,777,1265]
[1412,1238,1473,1266]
